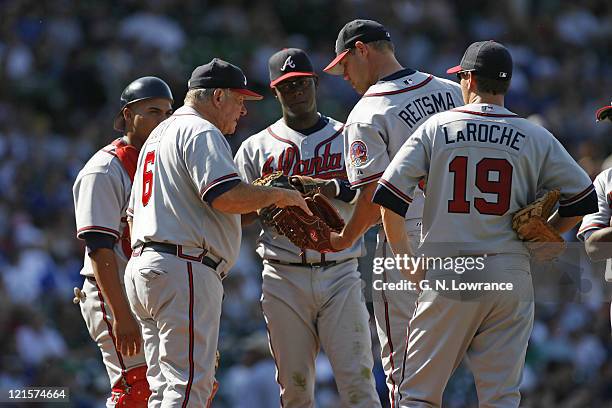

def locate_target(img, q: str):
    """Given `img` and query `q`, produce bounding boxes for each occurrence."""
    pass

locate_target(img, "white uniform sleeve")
[234,142,259,183]
[539,136,595,216]
[184,130,242,203]
[73,171,123,240]
[577,174,611,241]
[344,122,390,188]
[373,122,431,216]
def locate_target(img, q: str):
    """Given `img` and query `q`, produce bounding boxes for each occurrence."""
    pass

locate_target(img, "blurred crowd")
[0,0,610,406]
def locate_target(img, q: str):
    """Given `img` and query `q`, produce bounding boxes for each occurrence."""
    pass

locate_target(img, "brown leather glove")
[253,172,345,252]
[512,190,565,261]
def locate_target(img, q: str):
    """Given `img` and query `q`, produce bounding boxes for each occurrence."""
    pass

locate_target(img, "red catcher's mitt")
[512,189,565,261]
[253,172,344,252]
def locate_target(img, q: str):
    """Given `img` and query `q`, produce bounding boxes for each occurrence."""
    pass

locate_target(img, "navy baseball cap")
[447,41,513,81]
[324,19,391,75]
[269,48,316,88]
[596,102,612,122]
[188,58,263,100]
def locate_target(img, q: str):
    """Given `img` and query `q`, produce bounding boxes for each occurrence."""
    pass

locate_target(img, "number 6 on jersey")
[142,151,156,206]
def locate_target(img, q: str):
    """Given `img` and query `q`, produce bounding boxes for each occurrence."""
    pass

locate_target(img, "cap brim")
[323,50,350,75]
[596,105,612,122]
[446,65,463,75]
[270,72,316,88]
[231,88,264,100]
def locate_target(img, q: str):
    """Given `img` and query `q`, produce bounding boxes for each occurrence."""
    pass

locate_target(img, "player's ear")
[354,41,367,57]
[212,88,226,107]
[123,107,134,128]
[313,75,319,89]
[468,72,478,92]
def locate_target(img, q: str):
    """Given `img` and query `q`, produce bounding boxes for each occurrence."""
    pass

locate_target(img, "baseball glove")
[289,175,337,199]
[512,189,565,261]
[253,171,345,252]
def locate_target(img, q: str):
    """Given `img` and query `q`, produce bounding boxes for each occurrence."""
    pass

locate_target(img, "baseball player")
[578,101,612,329]
[374,41,598,407]
[72,76,174,407]
[234,48,380,408]
[323,19,463,406]
[124,59,311,408]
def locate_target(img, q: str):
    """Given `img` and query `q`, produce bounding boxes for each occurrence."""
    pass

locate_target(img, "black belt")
[267,259,339,268]
[141,242,222,271]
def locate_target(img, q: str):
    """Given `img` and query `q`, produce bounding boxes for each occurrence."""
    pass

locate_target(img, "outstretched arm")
[212,182,311,215]
[330,182,380,250]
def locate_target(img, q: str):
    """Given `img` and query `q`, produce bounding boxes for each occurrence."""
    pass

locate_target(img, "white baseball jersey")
[377,103,595,256]
[577,168,612,281]
[344,69,464,221]
[73,137,135,278]
[128,105,242,272]
[235,116,365,262]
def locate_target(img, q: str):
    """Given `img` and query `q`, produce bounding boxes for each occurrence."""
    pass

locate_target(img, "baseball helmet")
[113,76,174,131]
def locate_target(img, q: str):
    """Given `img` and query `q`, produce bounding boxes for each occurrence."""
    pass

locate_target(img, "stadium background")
[0,0,610,406]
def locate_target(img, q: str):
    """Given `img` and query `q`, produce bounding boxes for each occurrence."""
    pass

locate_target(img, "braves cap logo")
[281,56,296,72]
[350,140,368,167]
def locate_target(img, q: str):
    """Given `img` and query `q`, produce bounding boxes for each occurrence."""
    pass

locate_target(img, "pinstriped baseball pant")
[78,276,147,407]
[125,250,223,408]
[372,228,420,408]
[398,254,534,407]
[261,258,380,408]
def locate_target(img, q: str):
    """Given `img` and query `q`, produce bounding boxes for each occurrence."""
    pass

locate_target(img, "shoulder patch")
[350,140,368,168]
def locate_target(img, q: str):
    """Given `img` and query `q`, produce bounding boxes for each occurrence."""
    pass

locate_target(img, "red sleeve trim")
[200,173,241,198]
[349,172,385,188]
[379,179,413,203]
[560,185,595,206]
[577,223,609,234]
[76,226,120,240]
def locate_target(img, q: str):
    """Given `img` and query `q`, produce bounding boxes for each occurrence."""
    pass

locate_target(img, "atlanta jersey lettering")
[344,69,463,220]
[375,103,595,256]
[577,168,612,281]
[235,116,365,262]
[128,105,242,271]
[73,138,134,278]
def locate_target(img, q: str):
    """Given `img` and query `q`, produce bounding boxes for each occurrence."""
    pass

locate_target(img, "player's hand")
[114,312,142,357]
[330,231,351,251]
[274,188,313,215]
